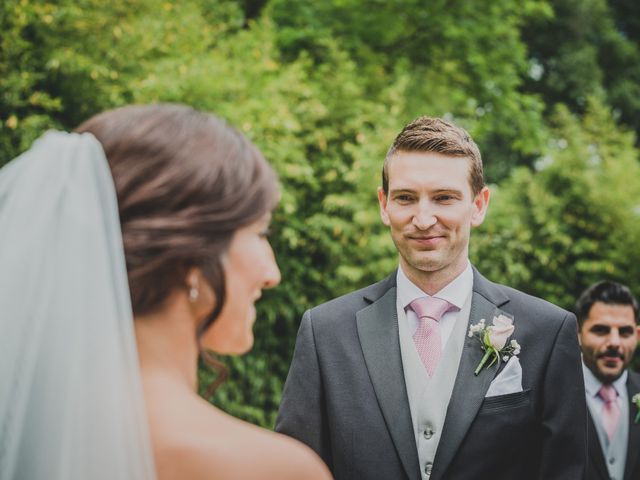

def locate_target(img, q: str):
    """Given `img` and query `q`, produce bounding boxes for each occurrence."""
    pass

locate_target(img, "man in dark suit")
[276,116,587,479]
[576,281,640,480]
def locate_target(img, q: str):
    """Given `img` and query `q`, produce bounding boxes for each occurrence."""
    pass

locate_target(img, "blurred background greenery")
[3,0,640,427]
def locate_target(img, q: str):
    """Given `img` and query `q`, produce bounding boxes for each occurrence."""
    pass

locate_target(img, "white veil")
[0,132,156,479]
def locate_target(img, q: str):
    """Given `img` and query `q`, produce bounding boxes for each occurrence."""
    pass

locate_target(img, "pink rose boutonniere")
[468,313,521,376]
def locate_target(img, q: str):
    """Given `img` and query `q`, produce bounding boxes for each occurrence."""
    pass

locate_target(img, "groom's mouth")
[407,234,446,247]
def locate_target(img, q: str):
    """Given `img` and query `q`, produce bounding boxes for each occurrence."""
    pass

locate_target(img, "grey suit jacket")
[276,268,587,480]
[586,370,640,480]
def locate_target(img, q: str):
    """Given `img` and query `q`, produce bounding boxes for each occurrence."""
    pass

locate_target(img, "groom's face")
[378,151,489,285]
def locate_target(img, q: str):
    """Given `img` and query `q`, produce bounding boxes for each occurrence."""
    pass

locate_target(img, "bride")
[0,104,331,480]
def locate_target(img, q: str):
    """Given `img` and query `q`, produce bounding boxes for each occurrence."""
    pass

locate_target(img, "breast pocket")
[457,389,536,474]
[479,389,532,415]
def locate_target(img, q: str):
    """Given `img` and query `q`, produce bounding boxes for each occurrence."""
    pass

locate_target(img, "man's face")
[378,151,489,286]
[579,302,639,384]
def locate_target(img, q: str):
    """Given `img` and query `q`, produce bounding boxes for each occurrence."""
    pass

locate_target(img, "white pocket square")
[485,356,523,397]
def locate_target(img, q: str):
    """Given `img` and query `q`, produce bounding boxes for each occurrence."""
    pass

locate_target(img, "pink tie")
[409,297,454,376]
[598,384,620,441]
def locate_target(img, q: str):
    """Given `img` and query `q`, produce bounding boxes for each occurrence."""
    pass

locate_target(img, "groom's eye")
[394,194,414,202]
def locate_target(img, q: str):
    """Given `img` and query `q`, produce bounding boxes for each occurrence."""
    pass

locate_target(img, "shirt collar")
[396,260,473,311]
[582,360,628,398]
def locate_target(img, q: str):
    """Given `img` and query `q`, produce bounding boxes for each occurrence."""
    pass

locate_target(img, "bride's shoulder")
[219,416,332,480]
[150,392,331,480]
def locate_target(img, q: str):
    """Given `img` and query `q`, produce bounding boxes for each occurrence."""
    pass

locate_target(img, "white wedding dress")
[0,132,156,479]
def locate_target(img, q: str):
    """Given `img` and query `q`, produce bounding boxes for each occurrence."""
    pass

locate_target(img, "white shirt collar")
[396,260,473,311]
[582,360,628,398]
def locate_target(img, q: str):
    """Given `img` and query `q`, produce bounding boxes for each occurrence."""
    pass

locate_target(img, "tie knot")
[598,384,617,404]
[410,296,454,322]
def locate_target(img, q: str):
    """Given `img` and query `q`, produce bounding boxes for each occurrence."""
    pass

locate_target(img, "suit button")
[423,427,434,439]
[424,462,433,476]
[609,457,615,464]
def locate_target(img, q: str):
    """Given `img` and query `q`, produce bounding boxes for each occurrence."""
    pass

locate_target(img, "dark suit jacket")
[586,370,640,480]
[276,268,587,480]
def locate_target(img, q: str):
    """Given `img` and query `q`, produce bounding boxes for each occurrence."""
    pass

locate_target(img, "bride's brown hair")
[76,104,278,381]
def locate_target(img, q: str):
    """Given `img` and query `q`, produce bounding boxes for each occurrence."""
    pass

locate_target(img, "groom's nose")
[412,201,437,230]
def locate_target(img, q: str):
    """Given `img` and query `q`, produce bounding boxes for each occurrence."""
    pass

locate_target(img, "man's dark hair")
[574,280,639,328]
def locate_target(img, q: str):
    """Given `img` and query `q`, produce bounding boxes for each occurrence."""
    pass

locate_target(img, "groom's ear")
[378,187,391,226]
[470,186,490,227]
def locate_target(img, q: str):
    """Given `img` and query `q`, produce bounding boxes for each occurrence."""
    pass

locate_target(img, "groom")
[276,116,587,479]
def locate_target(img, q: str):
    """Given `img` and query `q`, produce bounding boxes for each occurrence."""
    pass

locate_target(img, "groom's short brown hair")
[382,116,484,196]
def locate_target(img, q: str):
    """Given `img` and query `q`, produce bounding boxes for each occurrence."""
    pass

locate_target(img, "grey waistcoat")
[398,299,470,479]
[589,394,629,480]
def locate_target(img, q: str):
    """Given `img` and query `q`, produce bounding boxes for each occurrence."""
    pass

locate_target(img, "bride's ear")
[185,267,216,320]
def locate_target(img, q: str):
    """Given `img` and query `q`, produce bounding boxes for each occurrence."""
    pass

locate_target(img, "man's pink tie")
[598,384,620,441]
[409,297,455,376]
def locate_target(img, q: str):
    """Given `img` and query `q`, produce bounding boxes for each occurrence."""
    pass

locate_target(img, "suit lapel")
[587,410,610,480]
[429,270,510,480]
[624,371,640,480]
[357,285,421,480]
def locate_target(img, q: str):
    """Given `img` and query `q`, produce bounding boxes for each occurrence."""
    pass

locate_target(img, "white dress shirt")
[396,261,473,349]
[583,361,628,423]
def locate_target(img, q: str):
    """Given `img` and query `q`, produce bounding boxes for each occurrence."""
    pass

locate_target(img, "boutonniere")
[468,313,521,376]
[633,393,640,423]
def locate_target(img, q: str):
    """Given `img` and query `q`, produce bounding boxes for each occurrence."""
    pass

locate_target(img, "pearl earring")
[189,285,199,302]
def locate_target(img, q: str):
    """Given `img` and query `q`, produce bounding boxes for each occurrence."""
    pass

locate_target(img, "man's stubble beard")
[395,239,450,275]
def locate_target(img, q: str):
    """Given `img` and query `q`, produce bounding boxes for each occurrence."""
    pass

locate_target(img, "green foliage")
[472,98,640,309]
[268,0,552,182]
[522,0,640,139]
[0,0,247,166]
[1,0,63,164]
